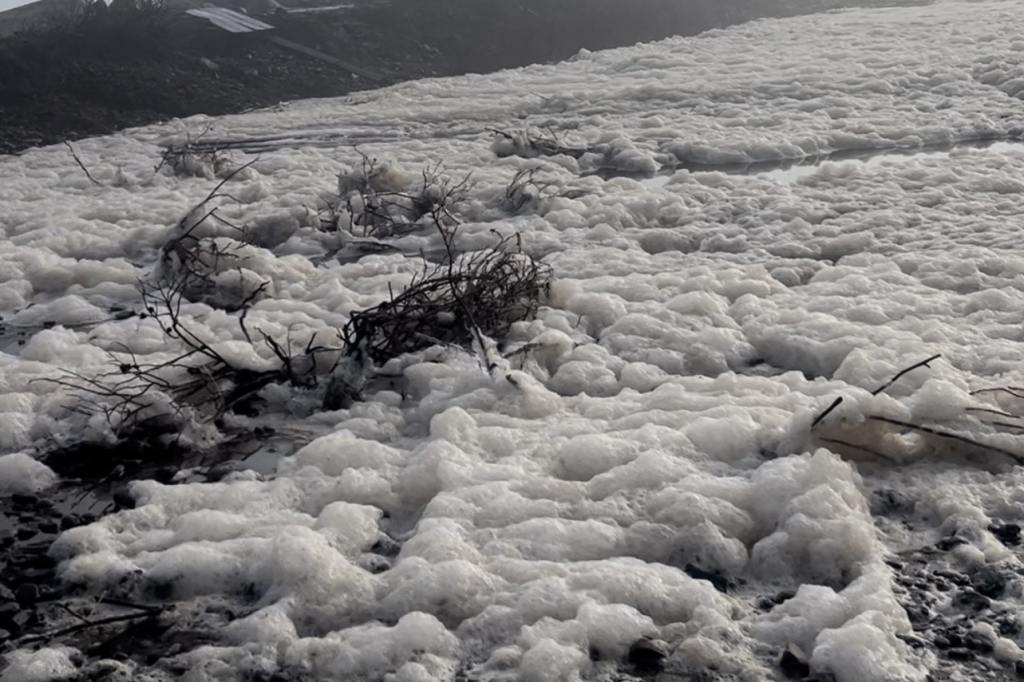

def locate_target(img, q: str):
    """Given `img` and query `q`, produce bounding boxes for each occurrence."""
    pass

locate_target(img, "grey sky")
[0,0,38,12]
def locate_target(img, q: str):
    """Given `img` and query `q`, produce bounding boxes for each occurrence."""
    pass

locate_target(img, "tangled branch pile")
[50,153,551,439]
[490,127,589,160]
[320,152,471,239]
[342,233,551,365]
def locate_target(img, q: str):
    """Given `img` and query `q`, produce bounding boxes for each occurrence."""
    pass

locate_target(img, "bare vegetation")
[319,151,472,239]
[50,154,551,439]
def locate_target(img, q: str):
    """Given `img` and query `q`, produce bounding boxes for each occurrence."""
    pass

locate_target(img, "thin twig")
[64,141,102,186]
[871,354,941,396]
[811,397,844,429]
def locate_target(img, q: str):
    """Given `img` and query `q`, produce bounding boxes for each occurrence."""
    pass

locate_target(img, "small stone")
[1015,659,1024,677]
[10,494,37,508]
[153,467,178,483]
[628,637,668,672]
[965,630,994,653]
[972,566,1008,599]
[15,583,38,606]
[935,569,969,585]
[953,589,991,612]
[0,628,9,641]
[946,647,975,661]
[15,527,35,541]
[0,602,19,622]
[684,564,730,593]
[37,520,58,535]
[370,535,401,558]
[999,617,1021,636]
[937,536,968,551]
[904,603,930,627]
[111,485,135,510]
[0,582,14,602]
[58,515,81,531]
[779,643,811,679]
[989,523,1021,547]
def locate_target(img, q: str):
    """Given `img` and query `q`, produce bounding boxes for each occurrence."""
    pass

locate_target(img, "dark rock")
[10,494,37,507]
[871,488,915,515]
[59,514,82,531]
[1015,659,1024,677]
[370,535,401,558]
[0,601,19,623]
[0,628,9,641]
[934,569,969,586]
[628,637,668,672]
[15,527,36,541]
[965,630,994,653]
[153,467,178,483]
[15,583,39,606]
[37,520,58,535]
[684,564,730,593]
[111,485,135,510]
[946,647,975,661]
[989,523,1021,546]
[0,582,14,603]
[999,617,1021,636]
[971,566,1008,599]
[779,643,811,679]
[953,589,991,612]
[937,536,968,551]
[757,590,796,610]
[904,603,930,627]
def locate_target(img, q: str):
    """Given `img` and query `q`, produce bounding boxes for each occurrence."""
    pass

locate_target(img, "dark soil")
[0,0,927,155]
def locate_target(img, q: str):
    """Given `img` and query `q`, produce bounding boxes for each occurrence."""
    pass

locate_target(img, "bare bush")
[340,231,551,366]
[156,126,233,179]
[500,167,561,214]
[46,273,338,438]
[490,126,589,160]
[52,156,551,435]
[319,151,471,239]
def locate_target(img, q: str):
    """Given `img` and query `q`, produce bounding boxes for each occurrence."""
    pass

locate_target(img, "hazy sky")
[0,0,39,13]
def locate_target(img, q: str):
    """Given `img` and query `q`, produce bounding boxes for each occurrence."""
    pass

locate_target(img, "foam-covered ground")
[4,2,1024,680]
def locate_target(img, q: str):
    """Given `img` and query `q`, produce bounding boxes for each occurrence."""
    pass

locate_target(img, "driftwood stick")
[867,415,1024,463]
[10,610,158,647]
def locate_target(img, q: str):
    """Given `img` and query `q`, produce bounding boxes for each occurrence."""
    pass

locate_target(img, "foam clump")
[0,452,58,495]
[0,647,79,682]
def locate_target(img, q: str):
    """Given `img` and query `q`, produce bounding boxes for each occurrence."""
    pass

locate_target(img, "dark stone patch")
[628,637,668,673]
[683,564,731,593]
[989,523,1021,547]
[779,644,811,678]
